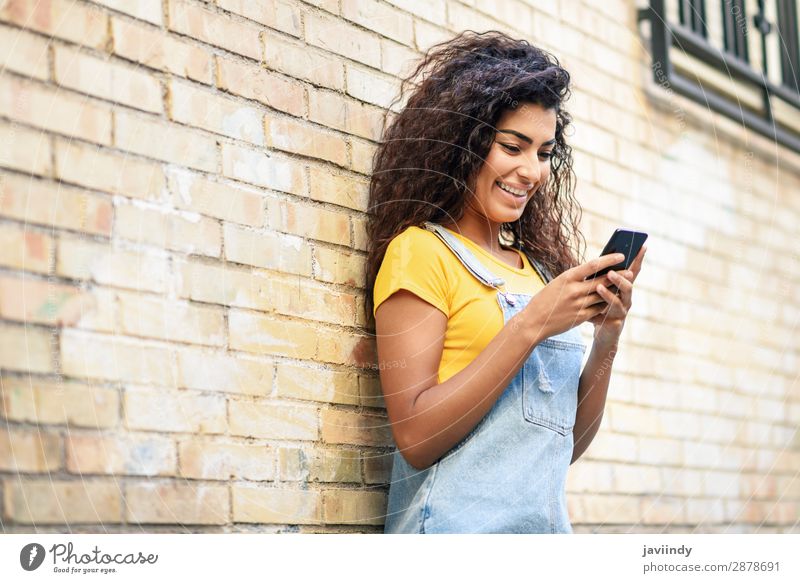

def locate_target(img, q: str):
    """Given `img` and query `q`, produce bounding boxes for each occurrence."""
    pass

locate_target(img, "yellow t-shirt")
[373,225,546,383]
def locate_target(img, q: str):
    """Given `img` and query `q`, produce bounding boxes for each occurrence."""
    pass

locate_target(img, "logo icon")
[20,543,46,571]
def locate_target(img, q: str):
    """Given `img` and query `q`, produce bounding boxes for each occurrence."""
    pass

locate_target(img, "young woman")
[365,31,646,534]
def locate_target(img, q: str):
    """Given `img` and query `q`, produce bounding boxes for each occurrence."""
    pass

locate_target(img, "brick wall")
[0,0,797,533]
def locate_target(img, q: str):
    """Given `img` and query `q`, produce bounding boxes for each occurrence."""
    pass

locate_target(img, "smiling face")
[468,103,557,225]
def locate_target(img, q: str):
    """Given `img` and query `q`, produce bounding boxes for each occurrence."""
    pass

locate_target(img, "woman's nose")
[517,158,540,185]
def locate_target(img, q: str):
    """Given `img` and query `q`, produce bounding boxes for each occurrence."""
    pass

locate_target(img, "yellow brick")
[307,89,347,133]
[344,98,385,141]
[229,399,318,440]
[351,215,368,251]
[358,375,384,408]
[413,18,450,53]
[228,310,316,359]
[0,173,112,235]
[584,430,638,463]
[637,436,683,466]
[114,203,222,257]
[0,224,52,274]
[0,23,49,80]
[124,387,226,433]
[308,447,361,482]
[54,46,162,113]
[66,433,174,476]
[223,223,312,275]
[0,121,51,176]
[342,0,413,44]
[266,116,348,167]
[114,111,217,172]
[577,493,640,524]
[313,245,366,287]
[608,402,661,435]
[169,79,264,145]
[178,440,275,480]
[345,64,400,109]
[0,376,119,428]
[380,37,421,77]
[0,73,112,144]
[0,428,61,472]
[55,139,165,201]
[233,485,321,524]
[0,275,93,327]
[57,237,169,293]
[61,330,174,386]
[126,482,228,525]
[176,259,272,310]
[363,450,392,484]
[322,489,386,525]
[112,17,211,83]
[118,292,226,347]
[271,275,357,325]
[0,0,108,49]
[3,479,122,524]
[613,463,662,494]
[316,329,376,367]
[320,409,392,447]
[640,496,686,525]
[349,138,375,175]
[217,0,300,36]
[168,0,261,60]
[269,196,351,246]
[305,10,381,69]
[216,56,305,117]
[275,362,359,406]
[383,0,446,26]
[177,348,273,396]
[221,143,307,194]
[265,34,344,90]
[355,295,369,328]
[167,168,265,226]
[0,323,52,373]
[96,0,162,25]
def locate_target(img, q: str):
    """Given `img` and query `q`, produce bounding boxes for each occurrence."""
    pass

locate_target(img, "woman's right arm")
[374,253,625,470]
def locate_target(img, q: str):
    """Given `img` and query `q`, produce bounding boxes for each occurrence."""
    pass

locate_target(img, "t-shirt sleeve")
[373,228,450,318]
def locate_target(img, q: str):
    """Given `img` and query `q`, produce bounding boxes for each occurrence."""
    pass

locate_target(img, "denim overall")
[383,221,587,534]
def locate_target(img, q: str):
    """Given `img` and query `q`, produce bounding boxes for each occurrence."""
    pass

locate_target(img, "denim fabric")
[383,221,587,534]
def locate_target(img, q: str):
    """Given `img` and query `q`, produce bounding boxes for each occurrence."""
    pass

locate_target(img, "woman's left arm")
[571,244,647,464]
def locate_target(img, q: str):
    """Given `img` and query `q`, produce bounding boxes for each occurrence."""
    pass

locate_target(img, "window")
[639,0,800,152]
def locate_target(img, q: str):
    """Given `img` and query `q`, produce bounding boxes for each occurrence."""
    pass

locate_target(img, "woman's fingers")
[630,245,647,279]
[575,253,626,281]
[596,282,627,316]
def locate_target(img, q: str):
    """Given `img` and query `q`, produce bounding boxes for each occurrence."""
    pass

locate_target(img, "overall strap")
[422,222,505,289]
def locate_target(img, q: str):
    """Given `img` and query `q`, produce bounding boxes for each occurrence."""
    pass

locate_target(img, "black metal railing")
[639,0,800,152]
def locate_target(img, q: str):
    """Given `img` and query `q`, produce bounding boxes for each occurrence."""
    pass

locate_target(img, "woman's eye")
[539,152,553,160]
[500,143,520,153]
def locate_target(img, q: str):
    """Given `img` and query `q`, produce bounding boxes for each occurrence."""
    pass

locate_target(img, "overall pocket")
[522,335,585,435]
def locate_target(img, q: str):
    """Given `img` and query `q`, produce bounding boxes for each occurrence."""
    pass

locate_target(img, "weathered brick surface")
[126,482,228,525]
[1,0,798,535]
[4,479,122,524]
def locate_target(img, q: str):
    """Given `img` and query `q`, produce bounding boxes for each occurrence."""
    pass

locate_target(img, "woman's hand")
[521,252,628,342]
[587,244,647,345]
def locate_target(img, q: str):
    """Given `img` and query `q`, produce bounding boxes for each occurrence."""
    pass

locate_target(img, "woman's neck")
[440,213,505,254]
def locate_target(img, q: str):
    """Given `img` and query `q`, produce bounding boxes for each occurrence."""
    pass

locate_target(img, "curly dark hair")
[364,30,585,327]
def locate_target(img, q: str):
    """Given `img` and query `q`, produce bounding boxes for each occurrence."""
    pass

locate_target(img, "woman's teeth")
[496,180,529,197]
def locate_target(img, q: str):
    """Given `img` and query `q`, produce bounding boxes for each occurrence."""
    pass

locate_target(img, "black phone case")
[585,229,648,285]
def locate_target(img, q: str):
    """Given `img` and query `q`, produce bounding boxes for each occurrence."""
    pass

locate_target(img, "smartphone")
[585,228,649,294]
